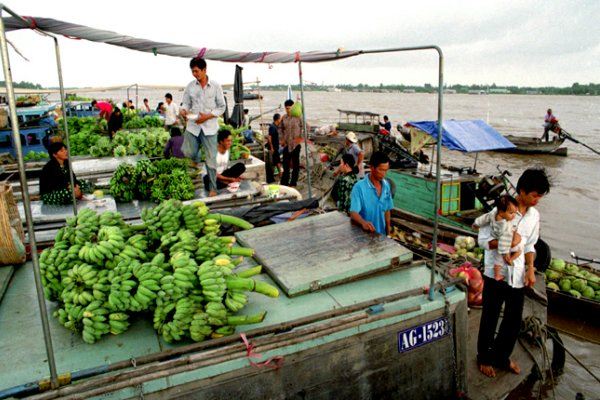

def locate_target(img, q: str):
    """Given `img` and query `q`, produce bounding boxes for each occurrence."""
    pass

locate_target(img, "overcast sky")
[3,0,599,88]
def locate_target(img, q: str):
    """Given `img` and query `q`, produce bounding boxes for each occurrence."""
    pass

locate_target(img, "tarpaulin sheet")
[407,119,515,152]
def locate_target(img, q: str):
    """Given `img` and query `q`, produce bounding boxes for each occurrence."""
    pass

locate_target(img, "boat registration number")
[397,316,451,353]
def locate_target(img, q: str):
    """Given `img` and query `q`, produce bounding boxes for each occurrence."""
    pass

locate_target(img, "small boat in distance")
[500,135,567,156]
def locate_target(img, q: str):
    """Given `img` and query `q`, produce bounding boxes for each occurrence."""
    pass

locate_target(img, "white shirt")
[181,78,226,136]
[216,149,229,174]
[477,206,540,288]
[164,101,179,125]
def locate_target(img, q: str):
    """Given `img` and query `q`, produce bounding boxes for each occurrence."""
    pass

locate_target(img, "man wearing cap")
[335,132,364,178]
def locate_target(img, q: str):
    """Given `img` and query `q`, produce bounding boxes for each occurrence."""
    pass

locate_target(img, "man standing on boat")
[542,108,557,142]
[180,57,226,197]
[476,168,550,378]
[163,93,179,131]
[279,99,303,187]
[349,151,393,235]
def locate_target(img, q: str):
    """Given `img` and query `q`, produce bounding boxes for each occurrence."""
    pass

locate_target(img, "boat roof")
[337,109,380,117]
[1,103,57,116]
[407,119,516,153]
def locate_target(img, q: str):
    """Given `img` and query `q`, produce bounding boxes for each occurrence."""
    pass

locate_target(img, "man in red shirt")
[91,100,113,121]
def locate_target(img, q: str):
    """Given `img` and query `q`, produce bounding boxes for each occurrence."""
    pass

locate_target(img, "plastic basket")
[0,184,26,265]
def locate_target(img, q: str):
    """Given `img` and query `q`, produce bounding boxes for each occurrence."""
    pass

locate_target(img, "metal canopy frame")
[0,5,445,393]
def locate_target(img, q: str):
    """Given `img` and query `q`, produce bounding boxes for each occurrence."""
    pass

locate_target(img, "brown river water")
[61,89,600,399]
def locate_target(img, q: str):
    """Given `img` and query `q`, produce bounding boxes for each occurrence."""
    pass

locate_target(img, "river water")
[63,89,600,398]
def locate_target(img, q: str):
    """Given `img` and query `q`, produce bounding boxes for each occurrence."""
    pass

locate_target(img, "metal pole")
[54,37,78,215]
[428,47,444,301]
[256,78,267,165]
[0,8,59,388]
[135,83,138,110]
[298,61,312,198]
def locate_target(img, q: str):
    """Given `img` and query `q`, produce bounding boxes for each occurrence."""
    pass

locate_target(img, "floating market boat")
[499,135,567,156]
[0,103,57,158]
[0,7,557,399]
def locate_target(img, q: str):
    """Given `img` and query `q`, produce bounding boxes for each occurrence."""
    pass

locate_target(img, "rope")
[520,316,600,399]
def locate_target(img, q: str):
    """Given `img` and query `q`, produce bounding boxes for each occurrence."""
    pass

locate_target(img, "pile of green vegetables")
[39,202,277,344]
[110,158,196,203]
[59,116,169,158]
[23,150,49,162]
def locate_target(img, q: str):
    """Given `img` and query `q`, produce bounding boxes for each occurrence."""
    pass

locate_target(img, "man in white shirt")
[203,129,246,190]
[476,168,551,378]
[180,57,226,196]
[164,93,179,130]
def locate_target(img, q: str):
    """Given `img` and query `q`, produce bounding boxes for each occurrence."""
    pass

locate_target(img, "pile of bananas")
[41,201,277,345]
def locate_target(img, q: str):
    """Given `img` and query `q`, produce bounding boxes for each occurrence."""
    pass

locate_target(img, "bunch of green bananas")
[168,229,197,255]
[202,218,220,236]
[195,235,235,262]
[153,297,198,343]
[189,312,213,342]
[132,159,157,200]
[107,265,137,312]
[198,260,226,302]
[98,211,125,227]
[170,251,198,292]
[141,199,183,241]
[181,201,209,235]
[108,312,130,335]
[39,247,71,300]
[205,301,228,326]
[110,163,136,202]
[61,263,100,305]
[130,262,163,310]
[82,301,110,344]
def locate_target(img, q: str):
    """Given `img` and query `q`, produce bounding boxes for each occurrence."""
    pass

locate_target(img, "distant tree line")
[0,80,43,89]
[260,82,599,95]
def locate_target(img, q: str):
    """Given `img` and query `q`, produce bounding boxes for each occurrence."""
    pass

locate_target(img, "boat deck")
[0,260,464,398]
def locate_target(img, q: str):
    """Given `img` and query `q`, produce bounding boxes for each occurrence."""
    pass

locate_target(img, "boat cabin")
[65,101,99,117]
[337,109,380,134]
[388,168,483,230]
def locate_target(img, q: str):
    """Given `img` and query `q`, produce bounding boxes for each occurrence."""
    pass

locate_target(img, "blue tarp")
[407,119,515,152]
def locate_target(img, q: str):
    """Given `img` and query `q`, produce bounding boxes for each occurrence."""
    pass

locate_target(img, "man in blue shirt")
[349,151,394,235]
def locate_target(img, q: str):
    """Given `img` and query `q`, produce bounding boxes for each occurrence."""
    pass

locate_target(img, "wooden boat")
[500,135,568,156]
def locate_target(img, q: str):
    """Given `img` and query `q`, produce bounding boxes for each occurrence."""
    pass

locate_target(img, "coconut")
[568,289,582,299]
[547,282,560,291]
[559,278,571,292]
[582,286,595,299]
[571,278,587,293]
[550,258,566,271]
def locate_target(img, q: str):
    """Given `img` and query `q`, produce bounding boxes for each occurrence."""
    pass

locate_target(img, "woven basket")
[0,183,26,265]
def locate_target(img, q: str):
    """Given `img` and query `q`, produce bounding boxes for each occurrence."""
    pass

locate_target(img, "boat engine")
[475,172,511,211]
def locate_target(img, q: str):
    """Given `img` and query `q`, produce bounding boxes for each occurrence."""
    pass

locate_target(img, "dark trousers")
[203,162,246,190]
[477,276,525,369]
[281,144,300,187]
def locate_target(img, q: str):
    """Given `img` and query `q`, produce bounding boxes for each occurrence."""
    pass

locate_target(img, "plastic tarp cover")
[217,198,319,227]
[407,119,515,152]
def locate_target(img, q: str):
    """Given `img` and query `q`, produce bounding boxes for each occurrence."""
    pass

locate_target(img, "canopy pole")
[54,36,78,216]
[298,61,312,198]
[0,6,59,388]
[428,47,444,301]
[256,78,267,167]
